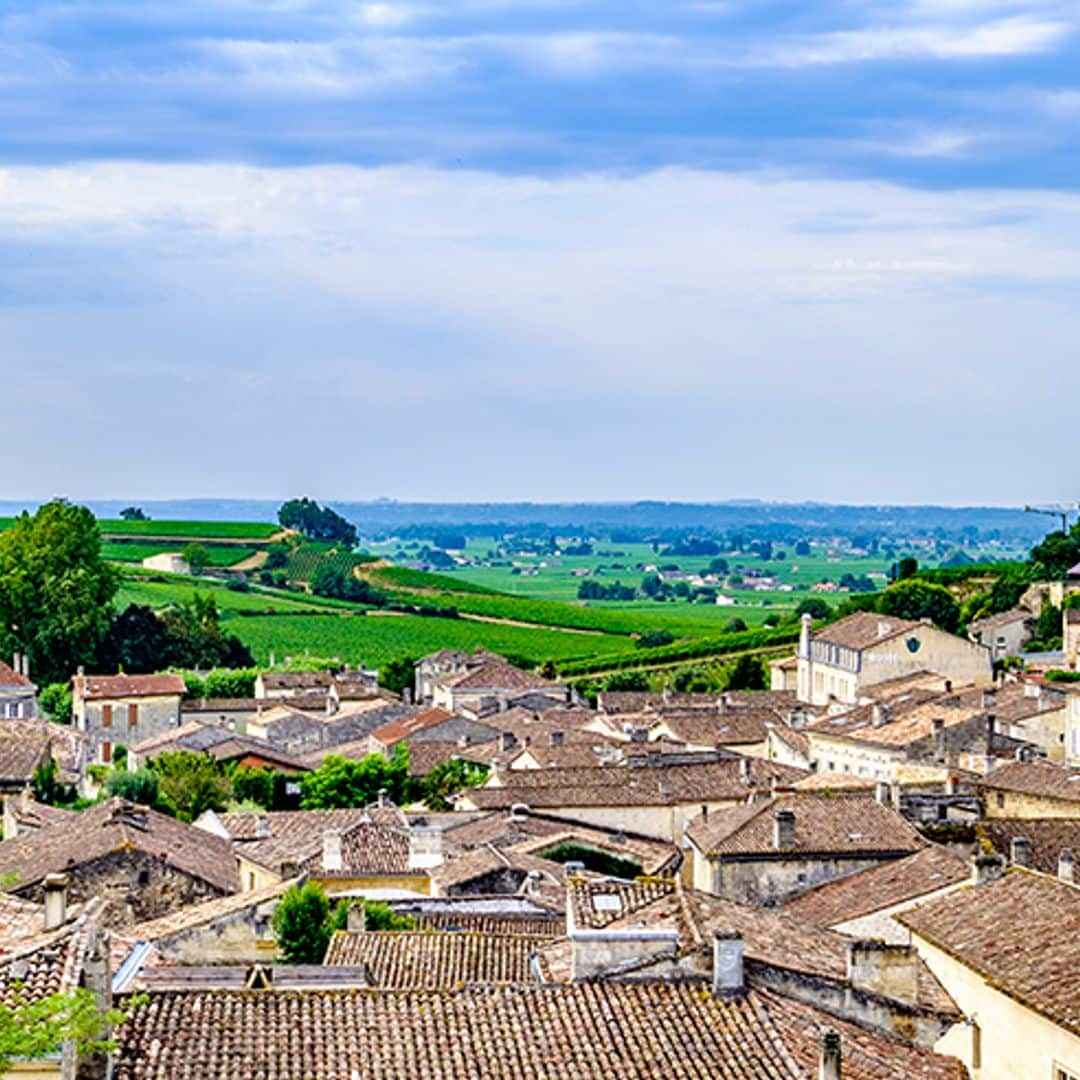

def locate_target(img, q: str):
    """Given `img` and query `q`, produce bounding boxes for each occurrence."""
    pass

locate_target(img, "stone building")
[0,654,37,718]
[684,792,925,905]
[772,613,992,707]
[0,798,239,928]
[72,672,186,764]
[977,759,1080,818]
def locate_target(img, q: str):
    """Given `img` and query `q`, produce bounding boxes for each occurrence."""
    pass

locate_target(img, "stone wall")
[712,855,896,906]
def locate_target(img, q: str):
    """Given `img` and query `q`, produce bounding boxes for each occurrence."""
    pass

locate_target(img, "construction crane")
[1024,503,1078,534]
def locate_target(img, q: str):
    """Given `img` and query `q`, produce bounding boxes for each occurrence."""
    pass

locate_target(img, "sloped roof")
[324,931,547,988]
[977,760,1080,801]
[811,612,924,651]
[0,722,52,784]
[112,983,966,1080]
[369,706,454,747]
[977,817,1080,876]
[441,660,555,692]
[783,845,968,927]
[74,673,186,701]
[0,661,33,690]
[0,798,239,894]
[898,868,1080,1036]
[686,794,924,859]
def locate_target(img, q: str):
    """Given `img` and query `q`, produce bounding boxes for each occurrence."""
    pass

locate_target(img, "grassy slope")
[99,520,279,539]
[102,542,256,567]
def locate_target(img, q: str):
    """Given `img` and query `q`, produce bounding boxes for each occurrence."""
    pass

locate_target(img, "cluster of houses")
[0,606,1078,1078]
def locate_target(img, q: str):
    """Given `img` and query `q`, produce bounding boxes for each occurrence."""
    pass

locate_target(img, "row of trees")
[278,498,357,546]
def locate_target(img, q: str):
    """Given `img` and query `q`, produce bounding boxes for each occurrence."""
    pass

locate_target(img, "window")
[101,704,112,728]
[1054,1066,1079,1080]
[137,869,150,886]
[997,792,1005,809]
[128,703,138,727]
[101,740,112,763]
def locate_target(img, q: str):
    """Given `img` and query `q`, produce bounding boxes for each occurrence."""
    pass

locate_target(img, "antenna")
[1024,504,1079,535]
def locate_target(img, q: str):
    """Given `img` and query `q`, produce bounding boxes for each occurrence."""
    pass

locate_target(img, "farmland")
[102,541,259,567]
[226,612,637,668]
[100,520,280,540]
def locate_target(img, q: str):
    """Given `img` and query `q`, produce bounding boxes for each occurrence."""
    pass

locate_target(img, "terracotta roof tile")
[783,846,969,927]
[0,661,33,689]
[810,612,924,651]
[74,673,186,700]
[977,760,1080,802]
[686,794,924,858]
[325,931,547,988]
[897,868,1080,1036]
[112,983,965,1079]
[369,707,455,747]
[977,818,1080,875]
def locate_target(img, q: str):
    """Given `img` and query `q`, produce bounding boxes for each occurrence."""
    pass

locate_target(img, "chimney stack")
[43,873,68,931]
[1059,848,1075,885]
[972,852,1005,887]
[847,940,918,1006]
[874,781,891,806]
[819,1029,842,1080]
[871,704,891,728]
[255,815,270,839]
[322,828,343,873]
[711,929,744,998]
[773,808,796,851]
[981,689,996,709]
[1010,836,1031,868]
[799,613,813,657]
[931,717,945,762]
[346,902,367,932]
[739,758,751,783]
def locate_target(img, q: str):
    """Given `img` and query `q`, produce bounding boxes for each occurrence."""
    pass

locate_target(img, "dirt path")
[232,551,269,571]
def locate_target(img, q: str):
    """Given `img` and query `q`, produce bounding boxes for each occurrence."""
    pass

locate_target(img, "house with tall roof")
[684,792,925,905]
[968,607,1036,661]
[72,671,186,764]
[0,654,37,719]
[772,612,992,707]
[977,759,1080,818]
[897,866,1080,1080]
[430,656,569,716]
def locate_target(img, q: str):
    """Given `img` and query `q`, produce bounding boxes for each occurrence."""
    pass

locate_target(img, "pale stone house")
[141,552,190,574]
[72,671,186,764]
[0,654,37,718]
[968,607,1035,660]
[977,759,1080,819]
[774,613,992,707]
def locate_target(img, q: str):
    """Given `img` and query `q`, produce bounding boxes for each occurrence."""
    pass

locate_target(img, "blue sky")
[0,0,1077,504]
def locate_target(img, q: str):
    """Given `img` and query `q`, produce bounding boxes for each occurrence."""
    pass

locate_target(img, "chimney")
[799,613,813,657]
[43,873,68,931]
[711,929,745,998]
[874,781,891,806]
[255,815,270,839]
[1060,848,1075,885]
[819,1029,842,1080]
[985,714,996,747]
[564,860,586,877]
[1010,836,1031,868]
[500,732,516,752]
[773,808,796,851]
[931,717,945,761]
[408,824,444,870]
[871,704,891,728]
[847,940,918,1006]
[1015,745,1033,763]
[281,859,300,879]
[876,619,892,639]
[346,903,366,932]
[525,869,542,897]
[739,757,751,783]
[972,852,1004,887]
[509,802,529,822]
[322,829,343,873]
[981,689,996,709]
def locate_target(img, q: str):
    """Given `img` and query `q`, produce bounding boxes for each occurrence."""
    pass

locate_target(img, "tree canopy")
[0,500,119,684]
[876,579,960,633]
[278,498,357,546]
[1030,523,1080,580]
[272,882,333,964]
[299,746,412,809]
[0,988,125,1070]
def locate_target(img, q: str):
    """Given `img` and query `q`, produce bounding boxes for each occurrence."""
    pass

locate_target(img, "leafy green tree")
[602,670,650,692]
[32,757,60,805]
[99,605,170,674]
[896,557,919,580]
[0,988,126,1070]
[105,766,160,807]
[794,540,811,557]
[1030,523,1080,580]
[877,579,960,633]
[231,766,276,809]
[272,882,332,964]
[0,501,119,685]
[149,751,231,822]
[278,498,357,546]
[725,654,767,691]
[1032,601,1063,649]
[119,507,148,521]
[38,682,73,725]
[636,629,675,649]
[795,597,831,620]
[723,617,749,634]
[180,542,209,574]
[362,901,417,931]
[158,594,254,670]
[379,657,416,697]
[422,758,489,810]
[300,746,412,810]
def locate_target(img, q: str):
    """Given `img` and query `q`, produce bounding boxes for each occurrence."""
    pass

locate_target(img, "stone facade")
[704,854,898,907]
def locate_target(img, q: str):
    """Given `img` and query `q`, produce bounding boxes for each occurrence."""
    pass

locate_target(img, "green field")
[102,541,257,567]
[115,575,354,615]
[229,612,636,668]
[100,520,279,540]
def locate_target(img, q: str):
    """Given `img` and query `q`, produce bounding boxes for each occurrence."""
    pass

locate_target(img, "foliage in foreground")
[0,988,127,1070]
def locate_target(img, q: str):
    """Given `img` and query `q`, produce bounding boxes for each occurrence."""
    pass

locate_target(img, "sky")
[0,0,1077,505]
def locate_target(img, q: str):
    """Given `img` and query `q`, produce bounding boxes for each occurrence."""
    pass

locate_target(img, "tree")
[422,758,489,810]
[182,542,209,574]
[105,766,160,807]
[794,540,811,557]
[38,682,73,724]
[0,501,119,685]
[1032,601,1063,649]
[0,988,125,1070]
[300,746,412,810]
[380,657,416,697]
[795,597,831,620]
[636,629,675,649]
[158,594,254,670]
[119,507,148,521]
[99,605,170,674]
[1030,523,1080,580]
[278,498,357,546]
[896,557,919,581]
[725,654,767,691]
[723,617,748,634]
[272,882,332,964]
[362,900,416,931]
[877,580,960,633]
[149,751,231,822]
